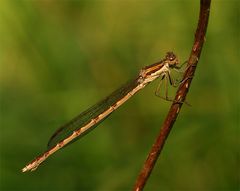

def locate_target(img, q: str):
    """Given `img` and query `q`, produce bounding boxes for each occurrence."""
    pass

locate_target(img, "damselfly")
[22,52,181,172]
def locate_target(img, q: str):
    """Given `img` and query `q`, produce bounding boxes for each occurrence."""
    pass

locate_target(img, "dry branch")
[133,0,211,190]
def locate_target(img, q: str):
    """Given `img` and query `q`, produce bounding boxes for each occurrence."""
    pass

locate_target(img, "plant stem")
[133,0,211,190]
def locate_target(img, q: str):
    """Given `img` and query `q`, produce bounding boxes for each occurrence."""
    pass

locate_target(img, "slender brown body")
[22,52,179,172]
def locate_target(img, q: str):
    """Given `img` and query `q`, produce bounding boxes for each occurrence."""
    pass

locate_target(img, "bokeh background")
[0,1,239,190]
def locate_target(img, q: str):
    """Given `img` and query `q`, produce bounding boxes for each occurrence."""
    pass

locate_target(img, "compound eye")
[166,52,176,61]
[169,56,175,61]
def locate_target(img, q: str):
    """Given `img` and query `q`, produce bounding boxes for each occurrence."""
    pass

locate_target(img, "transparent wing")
[47,76,140,149]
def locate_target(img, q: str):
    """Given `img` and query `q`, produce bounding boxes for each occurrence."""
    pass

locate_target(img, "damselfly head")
[165,52,179,67]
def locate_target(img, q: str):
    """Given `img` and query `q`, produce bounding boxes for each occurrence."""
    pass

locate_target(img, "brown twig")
[133,0,211,190]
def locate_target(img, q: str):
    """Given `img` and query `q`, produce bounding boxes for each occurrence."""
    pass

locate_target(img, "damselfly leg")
[173,60,188,72]
[155,63,191,105]
[155,72,176,102]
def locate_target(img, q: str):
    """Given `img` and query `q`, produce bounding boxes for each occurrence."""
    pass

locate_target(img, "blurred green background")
[0,0,239,190]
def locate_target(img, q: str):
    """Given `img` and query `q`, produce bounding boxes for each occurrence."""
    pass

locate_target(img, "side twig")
[133,0,211,190]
